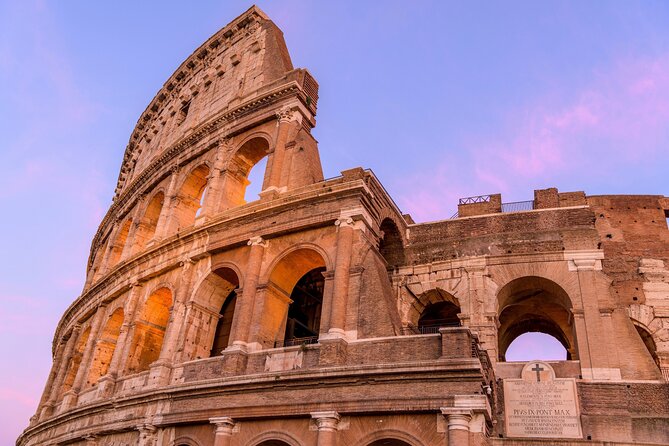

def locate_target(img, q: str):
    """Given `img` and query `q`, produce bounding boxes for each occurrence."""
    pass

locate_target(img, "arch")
[379,218,405,269]
[407,289,461,332]
[220,136,270,209]
[60,326,91,396]
[86,307,124,386]
[189,266,240,358]
[107,219,132,268]
[496,276,577,362]
[255,248,327,348]
[633,322,661,369]
[247,430,303,446]
[354,429,425,446]
[174,163,210,229]
[126,287,172,373]
[90,235,110,281]
[132,191,165,253]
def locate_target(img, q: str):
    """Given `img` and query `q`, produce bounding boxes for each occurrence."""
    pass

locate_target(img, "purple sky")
[2,1,669,442]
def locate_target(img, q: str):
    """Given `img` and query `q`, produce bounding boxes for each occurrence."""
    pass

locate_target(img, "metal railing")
[450,199,535,219]
[458,195,491,205]
[274,336,319,348]
[500,200,535,213]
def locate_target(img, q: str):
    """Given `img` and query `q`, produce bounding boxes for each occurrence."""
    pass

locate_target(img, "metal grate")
[274,336,319,348]
[501,200,535,213]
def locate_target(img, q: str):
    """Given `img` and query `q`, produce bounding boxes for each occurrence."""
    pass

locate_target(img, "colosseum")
[18,6,669,446]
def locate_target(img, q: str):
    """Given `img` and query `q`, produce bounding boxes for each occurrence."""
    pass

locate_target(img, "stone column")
[40,324,81,419]
[440,409,472,446]
[201,142,230,217]
[210,417,236,446]
[327,217,355,338]
[311,411,340,446]
[228,236,267,350]
[266,108,297,192]
[62,304,108,409]
[137,424,158,446]
[154,165,181,240]
[119,203,145,261]
[35,340,66,415]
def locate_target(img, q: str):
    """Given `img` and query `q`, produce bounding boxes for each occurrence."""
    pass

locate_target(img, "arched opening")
[133,192,165,253]
[245,155,268,202]
[418,301,461,332]
[261,248,327,348]
[256,441,292,446]
[506,332,568,361]
[635,324,661,369]
[220,137,269,210]
[368,440,413,446]
[379,218,405,269]
[86,308,124,386]
[174,164,210,229]
[207,268,240,357]
[90,236,110,282]
[60,327,90,396]
[107,219,132,268]
[407,289,461,334]
[497,276,576,362]
[284,266,326,343]
[126,287,172,373]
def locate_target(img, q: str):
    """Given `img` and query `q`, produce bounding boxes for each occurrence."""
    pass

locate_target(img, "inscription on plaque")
[264,350,304,372]
[503,361,582,438]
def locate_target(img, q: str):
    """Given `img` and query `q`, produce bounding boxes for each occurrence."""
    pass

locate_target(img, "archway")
[107,219,132,268]
[133,191,165,253]
[257,442,293,446]
[497,276,576,362]
[379,218,405,269]
[126,287,172,373]
[283,266,326,344]
[220,137,269,210]
[258,248,327,348]
[87,307,124,386]
[60,326,90,396]
[635,324,661,369]
[174,164,210,229]
[407,289,461,334]
[206,267,240,357]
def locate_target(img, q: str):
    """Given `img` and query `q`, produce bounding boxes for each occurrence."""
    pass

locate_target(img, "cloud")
[396,53,669,222]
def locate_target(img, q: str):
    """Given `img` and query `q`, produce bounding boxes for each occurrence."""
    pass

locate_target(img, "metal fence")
[274,336,319,348]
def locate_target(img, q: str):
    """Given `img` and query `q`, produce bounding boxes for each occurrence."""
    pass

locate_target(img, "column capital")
[311,411,341,432]
[440,408,473,431]
[276,106,298,123]
[248,236,269,247]
[136,423,157,433]
[210,416,236,435]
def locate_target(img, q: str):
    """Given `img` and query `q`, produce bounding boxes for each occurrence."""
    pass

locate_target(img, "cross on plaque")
[532,363,544,382]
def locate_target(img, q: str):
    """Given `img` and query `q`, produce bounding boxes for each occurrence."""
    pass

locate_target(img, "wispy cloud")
[397,53,669,222]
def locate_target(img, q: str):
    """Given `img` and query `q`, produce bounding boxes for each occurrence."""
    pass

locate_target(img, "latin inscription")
[503,362,582,439]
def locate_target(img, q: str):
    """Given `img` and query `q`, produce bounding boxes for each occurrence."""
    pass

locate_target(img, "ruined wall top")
[113,6,301,199]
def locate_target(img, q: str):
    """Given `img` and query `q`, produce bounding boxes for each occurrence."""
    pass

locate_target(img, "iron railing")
[273,336,319,348]
[401,322,461,335]
[450,199,535,219]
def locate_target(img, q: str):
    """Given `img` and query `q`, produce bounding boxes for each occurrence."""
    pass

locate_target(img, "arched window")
[174,164,210,228]
[418,301,461,332]
[220,137,269,210]
[133,192,165,253]
[379,218,405,269]
[284,267,326,342]
[497,276,576,362]
[60,327,90,396]
[244,155,268,203]
[87,308,124,386]
[107,219,132,268]
[263,248,327,348]
[126,287,172,373]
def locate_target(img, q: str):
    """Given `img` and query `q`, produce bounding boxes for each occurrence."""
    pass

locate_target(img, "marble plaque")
[264,350,304,372]
[503,361,582,438]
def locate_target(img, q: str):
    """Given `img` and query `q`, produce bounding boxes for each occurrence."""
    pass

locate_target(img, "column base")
[147,361,172,387]
[96,374,117,398]
[318,337,348,366]
[60,390,78,412]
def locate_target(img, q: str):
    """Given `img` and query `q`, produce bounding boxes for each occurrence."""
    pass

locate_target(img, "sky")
[1,0,669,442]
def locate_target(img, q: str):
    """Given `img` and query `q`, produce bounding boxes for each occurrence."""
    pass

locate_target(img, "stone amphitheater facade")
[18,6,669,446]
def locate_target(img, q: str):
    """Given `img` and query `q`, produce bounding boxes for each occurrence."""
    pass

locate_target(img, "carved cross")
[532,363,544,382]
